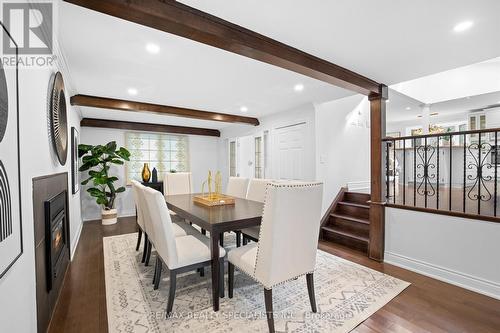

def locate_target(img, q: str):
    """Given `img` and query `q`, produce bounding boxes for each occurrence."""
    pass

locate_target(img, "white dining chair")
[163,171,193,225]
[241,178,272,244]
[226,177,249,198]
[163,172,192,196]
[135,182,200,266]
[142,187,226,317]
[227,182,323,333]
[131,180,148,262]
[225,177,250,246]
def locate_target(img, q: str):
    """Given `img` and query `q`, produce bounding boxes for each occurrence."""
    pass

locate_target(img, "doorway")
[274,122,306,180]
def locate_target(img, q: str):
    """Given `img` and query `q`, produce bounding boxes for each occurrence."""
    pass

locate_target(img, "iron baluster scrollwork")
[466,142,493,203]
[382,127,500,220]
[415,144,436,198]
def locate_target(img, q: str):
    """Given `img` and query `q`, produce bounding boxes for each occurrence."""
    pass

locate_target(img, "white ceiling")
[390,57,500,104]
[387,90,500,123]
[59,2,348,130]
[59,1,500,129]
[180,0,500,85]
[386,89,424,122]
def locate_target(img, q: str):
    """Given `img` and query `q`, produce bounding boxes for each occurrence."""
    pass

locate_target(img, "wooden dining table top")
[164,193,263,232]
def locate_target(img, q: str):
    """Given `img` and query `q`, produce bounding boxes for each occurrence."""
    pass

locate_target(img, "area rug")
[103,233,409,333]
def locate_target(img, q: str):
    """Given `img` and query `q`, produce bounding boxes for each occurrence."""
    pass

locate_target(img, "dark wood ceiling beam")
[80,118,220,137]
[63,0,381,96]
[71,95,259,126]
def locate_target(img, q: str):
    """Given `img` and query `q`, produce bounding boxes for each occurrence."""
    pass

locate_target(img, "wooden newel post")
[368,84,388,261]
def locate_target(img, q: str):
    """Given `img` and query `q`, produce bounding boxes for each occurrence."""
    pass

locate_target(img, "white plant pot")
[102,208,117,225]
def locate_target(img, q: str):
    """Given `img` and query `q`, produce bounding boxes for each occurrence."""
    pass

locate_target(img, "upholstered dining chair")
[227,182,323,333]
[135,181,199,266]
[241,178,272,245]
[226,177,249,198]
[142,187,226,317]
[225,177,250,246]
[131,180,148,261]
[163,172,192,195]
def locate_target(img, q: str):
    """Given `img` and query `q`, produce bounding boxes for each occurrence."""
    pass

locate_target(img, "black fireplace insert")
[44,191,67,292]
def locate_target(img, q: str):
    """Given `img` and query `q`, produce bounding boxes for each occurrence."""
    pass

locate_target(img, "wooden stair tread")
[321,226,369,243]
[320,188,371,254]
[345,191,370,198]
[338,201,370,209]
[330,212,370,225]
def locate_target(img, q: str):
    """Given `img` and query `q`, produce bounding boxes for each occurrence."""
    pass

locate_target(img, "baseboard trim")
[70,220,83,261]
[83,212,135,222]
[385,251,500,300]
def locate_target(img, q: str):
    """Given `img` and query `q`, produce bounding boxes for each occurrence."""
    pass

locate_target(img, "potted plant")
[78,141,131,225]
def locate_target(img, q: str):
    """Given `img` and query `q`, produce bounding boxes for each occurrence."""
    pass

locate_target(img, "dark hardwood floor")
[48,216,500,333]
[48,217,137,333]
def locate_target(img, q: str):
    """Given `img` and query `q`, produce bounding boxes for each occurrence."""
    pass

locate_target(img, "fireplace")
[34,173,70,332]
[44,191,68,292]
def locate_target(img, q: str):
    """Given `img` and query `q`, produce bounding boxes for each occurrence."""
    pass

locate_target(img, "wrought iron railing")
[382,128,500,220]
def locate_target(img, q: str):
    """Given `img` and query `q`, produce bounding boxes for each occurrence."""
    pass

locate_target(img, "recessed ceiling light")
[405,107,411,110]
[146,43,160,54]
[417,112,439,118]
[294,83,304,92]
[453,20,474,33]
[240,106,248,113]
[430,112,439,116]
[127,88,138,96]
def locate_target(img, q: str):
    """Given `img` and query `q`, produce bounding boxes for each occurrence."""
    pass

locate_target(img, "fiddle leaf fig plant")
[78,141,131,210]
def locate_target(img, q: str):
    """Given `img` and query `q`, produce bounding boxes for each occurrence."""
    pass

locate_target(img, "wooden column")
[368,85,388,261]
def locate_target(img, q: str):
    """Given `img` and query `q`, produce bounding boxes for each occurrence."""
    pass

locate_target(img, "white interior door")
[237,135,254,178]
[274,123,306,180]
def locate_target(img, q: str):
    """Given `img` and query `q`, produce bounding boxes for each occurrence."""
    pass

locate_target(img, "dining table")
[164,193,263,312]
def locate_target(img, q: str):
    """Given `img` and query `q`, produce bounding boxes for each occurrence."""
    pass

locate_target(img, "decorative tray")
[193,194,235,207]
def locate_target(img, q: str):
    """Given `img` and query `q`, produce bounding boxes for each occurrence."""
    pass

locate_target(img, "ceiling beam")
[80,118,221,137]
[63,0,381,96]
[71,95,260,126]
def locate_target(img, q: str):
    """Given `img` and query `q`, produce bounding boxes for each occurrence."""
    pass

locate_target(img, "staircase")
[321,190,371,253]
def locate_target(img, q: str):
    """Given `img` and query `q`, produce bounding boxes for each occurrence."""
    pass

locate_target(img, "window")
[229,140,236,177]
[459,123,467,146]
[125,132,189,183]
[255,136,262,178]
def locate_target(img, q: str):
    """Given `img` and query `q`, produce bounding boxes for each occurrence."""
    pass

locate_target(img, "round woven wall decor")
[49,72,68,165]
[0,62,8,143]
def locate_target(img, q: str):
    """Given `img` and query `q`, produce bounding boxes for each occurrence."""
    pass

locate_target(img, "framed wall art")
[0,22,23,279]
[71,127,79,194]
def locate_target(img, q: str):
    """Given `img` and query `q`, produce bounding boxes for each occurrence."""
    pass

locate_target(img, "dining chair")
[135,181,199,266]
[226,177,249,198]
[142,186,226,317]
[163,172,192,195]
[241,178,272,245]
[225,177,250,246]
[227,182,323,333]
[131,180,148,261]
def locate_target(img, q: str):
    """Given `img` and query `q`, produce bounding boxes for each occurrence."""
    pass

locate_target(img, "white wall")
[391,57,500,104]
[219,103,316,188]
[385,208,500,299]
[79,127,219,221]
[314,94,371,214]
[0,30,82,333]
[386,111,469,136]
[219,96,372,215]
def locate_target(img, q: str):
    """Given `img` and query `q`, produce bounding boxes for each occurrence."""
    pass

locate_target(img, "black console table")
[142,181,164,194]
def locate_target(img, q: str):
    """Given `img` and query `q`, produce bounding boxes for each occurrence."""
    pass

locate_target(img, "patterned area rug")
[103,233,409,333]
